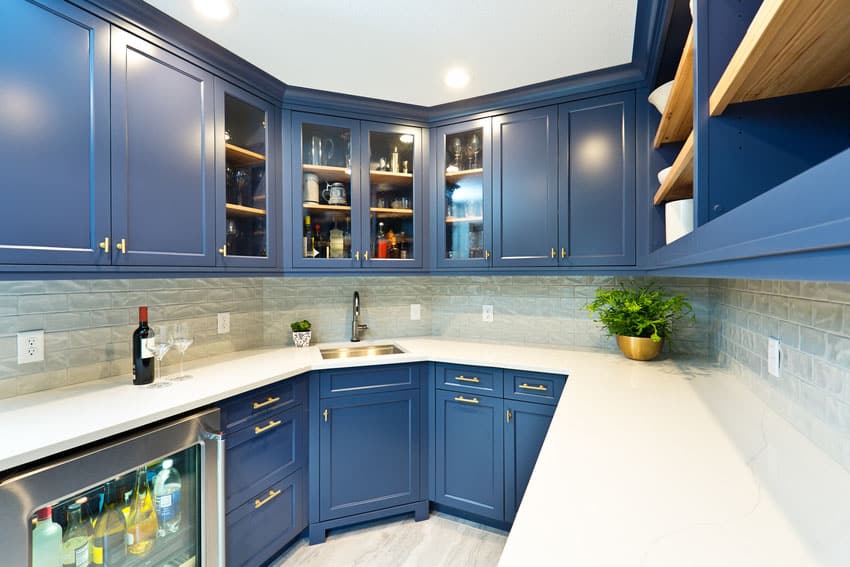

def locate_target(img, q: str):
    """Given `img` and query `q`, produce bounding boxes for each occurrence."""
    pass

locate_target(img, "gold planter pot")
[616,335,663,361]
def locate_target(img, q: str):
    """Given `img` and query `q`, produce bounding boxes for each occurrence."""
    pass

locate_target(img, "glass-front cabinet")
[216,80,278,267]
[436,118,492,268]
[291,113,422,269]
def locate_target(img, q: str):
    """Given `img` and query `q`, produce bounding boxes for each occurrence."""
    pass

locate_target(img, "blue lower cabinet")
[226,468,306,567]
[504,400,555,523]
[434,389,504,521]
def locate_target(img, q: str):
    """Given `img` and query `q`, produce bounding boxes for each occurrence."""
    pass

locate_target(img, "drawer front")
[220,374,307,430]
[226,468,306,567]
[436,364,502,396]
[226,404,305,510]
[319,363,420,398]
[503,371,566,405]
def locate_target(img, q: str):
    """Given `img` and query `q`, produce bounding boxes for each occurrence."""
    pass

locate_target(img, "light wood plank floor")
[272,512,507,566]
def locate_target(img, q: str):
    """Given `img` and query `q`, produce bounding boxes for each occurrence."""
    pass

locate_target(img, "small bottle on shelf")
[91,480,126,566]
[126,466,157,556]
[376,222,388,259]
[153,459,182,536]
[391,146,399,173]
[132,306,154,386]
[32,506,63,567]
[62,501,91,567]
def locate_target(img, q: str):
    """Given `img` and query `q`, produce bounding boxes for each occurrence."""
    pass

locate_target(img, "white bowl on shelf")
[665,198,694,244]
[657,166,672,185]
[648,80,674,114]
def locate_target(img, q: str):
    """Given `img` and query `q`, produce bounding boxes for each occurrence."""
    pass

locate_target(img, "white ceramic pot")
[292,330,312,348]
[648,80,674,114]
[303,173,319,203]
[657,166,672,185]
[665,198,694,244]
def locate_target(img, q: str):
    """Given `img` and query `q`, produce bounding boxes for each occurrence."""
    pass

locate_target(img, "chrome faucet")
[351,291,368,342]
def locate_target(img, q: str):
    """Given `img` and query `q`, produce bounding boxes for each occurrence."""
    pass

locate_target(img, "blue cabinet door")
[492,107,559,267]
[434,389,504,521]
[559,92,636,266]
[319,389,421,521]
[0,0,111,265]
[110,29,216,266]
[504,400,555,523]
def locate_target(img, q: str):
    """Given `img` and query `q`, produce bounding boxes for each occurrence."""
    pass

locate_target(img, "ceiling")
[144,0,639,107]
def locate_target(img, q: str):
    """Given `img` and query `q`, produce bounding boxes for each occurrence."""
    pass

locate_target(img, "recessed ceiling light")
[444,68,470,89]
[192,0,236,21]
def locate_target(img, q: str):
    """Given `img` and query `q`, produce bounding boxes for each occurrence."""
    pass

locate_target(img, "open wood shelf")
[446,216,484,224]
[370,207,413,217]
[226,203,266,217]
[302,164,351,183]
[370,170,413,186]
[303,202,351,212]
[226,143,265,167]
[710,0,850,116]
[654,26,694,148]
[653,132,694,204]
[445,168,484,180]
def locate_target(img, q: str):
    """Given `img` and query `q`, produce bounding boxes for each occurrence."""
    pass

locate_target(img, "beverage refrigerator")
[0,408,224,566]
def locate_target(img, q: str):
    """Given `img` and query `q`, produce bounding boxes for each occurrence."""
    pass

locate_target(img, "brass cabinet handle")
[98,237,110,253]
[355,251,360,261]
[254,488,281,509]
[218,245,227,257]
[364,251,369,260]
[323,408,329,422]
[454,395,479,404]
[561,247,566,259]
[550,247,556,258]
[252,396,280,410]
[485,250,490,260]
[455,375,480,383]
[116,238,127,254]
[254,419,282,435]
[519,383,548,392]
[506,409,512,423]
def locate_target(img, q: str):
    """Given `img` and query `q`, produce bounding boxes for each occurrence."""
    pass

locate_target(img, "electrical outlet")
[410,304,421,321]
[482,305,494,323]
[217,312,231,334]
[17,330,44,364]
[768,337,781,377]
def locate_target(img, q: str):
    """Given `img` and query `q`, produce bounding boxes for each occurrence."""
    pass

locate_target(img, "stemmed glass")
[152,325,173,386]
[172,323,194,381]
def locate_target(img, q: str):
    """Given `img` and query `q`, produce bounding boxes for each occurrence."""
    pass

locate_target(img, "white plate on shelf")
[648,80,674,114]
[657,166,672,185]
[665,198,694,244]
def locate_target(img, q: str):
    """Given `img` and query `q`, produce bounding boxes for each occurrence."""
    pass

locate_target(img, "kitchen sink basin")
[320,344,405,360]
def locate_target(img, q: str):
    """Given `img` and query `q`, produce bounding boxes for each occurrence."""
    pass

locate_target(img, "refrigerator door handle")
[201,428,225,567]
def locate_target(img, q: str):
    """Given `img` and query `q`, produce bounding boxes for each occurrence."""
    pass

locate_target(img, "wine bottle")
[153,459,182,536]
[92,480,126,566]
[132,306,154,386]
[32,506,62,567]
[303,215,312,258]
[126,466,157,556]
[62,501,91,567]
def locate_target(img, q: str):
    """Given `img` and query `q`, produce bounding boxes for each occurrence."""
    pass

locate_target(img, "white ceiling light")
[192,0,236,21]
[444,68,471,89]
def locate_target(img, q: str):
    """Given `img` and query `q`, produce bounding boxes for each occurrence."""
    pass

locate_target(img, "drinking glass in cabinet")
[300,123,353,259]
[224,94,268,258]
[444,127,485,259]
[369,131,415,260]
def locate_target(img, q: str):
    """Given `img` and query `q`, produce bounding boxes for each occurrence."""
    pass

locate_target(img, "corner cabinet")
[290,112,424,271]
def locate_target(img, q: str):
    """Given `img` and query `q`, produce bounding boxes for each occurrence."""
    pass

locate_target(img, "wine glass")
[469,134,481,168]
[152,325,173,385]
[172,323,194,381]
[451,137,463,168]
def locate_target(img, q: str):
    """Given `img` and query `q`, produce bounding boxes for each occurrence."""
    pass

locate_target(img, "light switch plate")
[482,305,494,323]
[410,304,421,321]
[17,330,45,364]
[768,337,781,377]
[217,312,231,334]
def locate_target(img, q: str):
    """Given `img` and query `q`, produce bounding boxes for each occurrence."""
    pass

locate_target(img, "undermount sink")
[320,344,405,360]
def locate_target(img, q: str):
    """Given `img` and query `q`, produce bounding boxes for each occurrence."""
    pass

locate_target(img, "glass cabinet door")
[292,113,360,267]
[436,118,492,268]
[362,123,421,267]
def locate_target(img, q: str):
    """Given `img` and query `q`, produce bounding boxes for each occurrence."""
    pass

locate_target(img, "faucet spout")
[351,291,368,342]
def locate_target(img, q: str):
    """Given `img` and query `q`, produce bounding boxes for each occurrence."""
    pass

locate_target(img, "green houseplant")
[585,283,694,360]
[290,320,312,348]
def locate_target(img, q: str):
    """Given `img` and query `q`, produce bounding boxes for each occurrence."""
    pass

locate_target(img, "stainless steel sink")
[320,344,405,360]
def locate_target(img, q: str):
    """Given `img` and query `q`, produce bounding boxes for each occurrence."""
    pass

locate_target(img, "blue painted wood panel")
[110,28,216,266]
[219,375,307,431]
[504,400,555,523]
[492,106,559,267]
[0,0,111,265]
[436,363,503,396]
[319,389,421,521]
[319,363,420,398]
[434,389,504,521]
[559,92,636,266]
[503,370,566,406]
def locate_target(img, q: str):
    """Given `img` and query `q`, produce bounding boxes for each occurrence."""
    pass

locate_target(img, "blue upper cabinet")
[110,29,216,267]
[215,79,280,268]
[435,119,493,269]
[492,106,559,268]
[558,92,636,266]
[0,0,111,265]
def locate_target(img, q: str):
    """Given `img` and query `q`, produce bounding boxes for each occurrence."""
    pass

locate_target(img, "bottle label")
[74,543,89,567]
[141,337,155,359]
[155,490,180,521]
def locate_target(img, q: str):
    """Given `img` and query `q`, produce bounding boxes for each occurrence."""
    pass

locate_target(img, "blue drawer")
[503,370,566,405]
[220,374,307,431]
[435,363,503,396]
[319,363,420,398]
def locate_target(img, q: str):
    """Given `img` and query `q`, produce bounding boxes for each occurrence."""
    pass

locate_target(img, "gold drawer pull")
[254,488,282,509]
[454,395,479,404]
[254,419,282,435]
[253,396,280,410]
[455,375,480,384]
[519,383,548,392]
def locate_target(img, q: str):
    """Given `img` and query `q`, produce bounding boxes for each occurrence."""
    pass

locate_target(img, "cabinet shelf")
[226,143,265,167]
[303,202,351,212]
[653,132,694,204]
[226,203,266,217]
[370,170,413,186]
[654,26,694,148]
[710,0,850,116]
[446,216,483,224]
[370,207,413,217]
[445,167,484,180]
[302,164,351,183]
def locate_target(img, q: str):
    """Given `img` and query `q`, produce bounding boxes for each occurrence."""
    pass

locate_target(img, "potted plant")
[585,283,694,361]
[290,320,312,348]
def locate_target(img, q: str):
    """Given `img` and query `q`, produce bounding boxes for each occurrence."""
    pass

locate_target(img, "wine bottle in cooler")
[132,306,154,385]
[91,481,126,566]
[62,501,91,567]
[126,466,157,556]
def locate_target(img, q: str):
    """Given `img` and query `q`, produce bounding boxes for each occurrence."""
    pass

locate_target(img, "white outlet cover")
[217,312,231,334]
[768,337,781,377]
[482,305,494,323]
[410,304,421,321]
[17,330,45,364]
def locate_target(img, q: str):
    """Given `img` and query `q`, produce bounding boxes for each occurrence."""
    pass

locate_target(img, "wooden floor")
[272,512,508,566]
